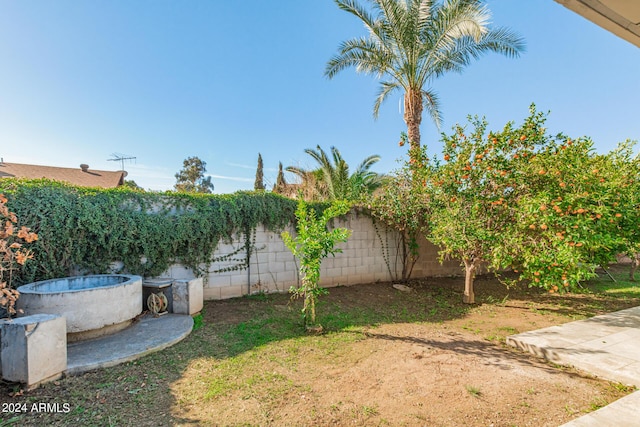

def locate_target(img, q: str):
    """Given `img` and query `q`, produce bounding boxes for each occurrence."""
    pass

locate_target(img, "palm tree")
[326,0,525,153]
[286,146,384,201]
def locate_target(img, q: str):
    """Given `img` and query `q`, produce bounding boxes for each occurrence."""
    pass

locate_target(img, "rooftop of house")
[0,161,126,188]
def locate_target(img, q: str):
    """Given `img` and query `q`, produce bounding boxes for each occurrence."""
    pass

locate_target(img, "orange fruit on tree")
[540,224,548,230]
[444,154,450,161]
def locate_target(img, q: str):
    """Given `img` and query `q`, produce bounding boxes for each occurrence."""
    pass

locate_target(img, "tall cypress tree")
[254,153,265,191]
[274,162,286,193]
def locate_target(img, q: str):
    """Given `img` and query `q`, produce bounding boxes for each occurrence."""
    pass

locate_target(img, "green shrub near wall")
[0,179,300,286]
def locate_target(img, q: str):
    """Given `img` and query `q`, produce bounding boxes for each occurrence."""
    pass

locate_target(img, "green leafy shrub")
[282,198,351,330]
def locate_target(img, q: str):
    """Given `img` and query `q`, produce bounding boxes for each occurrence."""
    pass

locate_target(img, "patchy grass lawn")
[1,264,639,426]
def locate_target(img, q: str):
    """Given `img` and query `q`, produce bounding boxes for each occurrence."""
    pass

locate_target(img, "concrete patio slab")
[507,306,640,426]
[66,313,193,375]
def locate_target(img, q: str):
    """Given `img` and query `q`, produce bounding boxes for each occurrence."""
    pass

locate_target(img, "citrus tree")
[423,105,638,302]
[606,142,640,280]
[499,137,639,291]
[422,111,542,303]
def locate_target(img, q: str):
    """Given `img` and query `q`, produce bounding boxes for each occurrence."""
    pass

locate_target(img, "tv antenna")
[107,153,137,171]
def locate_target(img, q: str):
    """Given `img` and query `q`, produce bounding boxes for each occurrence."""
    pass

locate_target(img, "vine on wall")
[0,179,298,286]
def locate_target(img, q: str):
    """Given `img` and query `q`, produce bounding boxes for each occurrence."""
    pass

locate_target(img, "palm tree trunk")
[404,90,423,153]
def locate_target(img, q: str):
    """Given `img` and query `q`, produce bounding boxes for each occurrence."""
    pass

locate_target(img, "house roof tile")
[0,162,125,188]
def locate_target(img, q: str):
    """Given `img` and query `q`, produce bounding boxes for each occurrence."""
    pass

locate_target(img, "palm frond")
[285,165,310,181]
[335,0,378,33]
[355,154,381,174]
[325,38,393,79]
[422,89,442,129]
[373,80,401,118]
[289,145,384,201]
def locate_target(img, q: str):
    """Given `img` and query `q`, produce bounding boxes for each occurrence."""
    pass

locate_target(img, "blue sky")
[1,1,638,193]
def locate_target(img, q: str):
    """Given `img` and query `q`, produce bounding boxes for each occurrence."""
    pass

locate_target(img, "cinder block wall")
[165,211,462,300]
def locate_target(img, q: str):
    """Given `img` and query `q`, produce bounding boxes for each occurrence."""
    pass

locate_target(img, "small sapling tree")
[282,198,351,331]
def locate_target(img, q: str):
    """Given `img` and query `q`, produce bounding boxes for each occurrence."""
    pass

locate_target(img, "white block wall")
[165,211,462,300]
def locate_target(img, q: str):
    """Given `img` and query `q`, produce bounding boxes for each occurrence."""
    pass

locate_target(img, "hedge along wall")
[1,180,461,298]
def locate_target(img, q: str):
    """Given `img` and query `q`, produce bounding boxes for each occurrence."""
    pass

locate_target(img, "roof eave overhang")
[555,0,640,48]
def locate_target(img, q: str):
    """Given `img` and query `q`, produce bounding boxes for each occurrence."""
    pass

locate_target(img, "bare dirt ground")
[2,265,638,426]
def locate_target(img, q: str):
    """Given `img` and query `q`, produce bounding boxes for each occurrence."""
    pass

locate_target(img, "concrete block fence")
[164,211,462,300]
